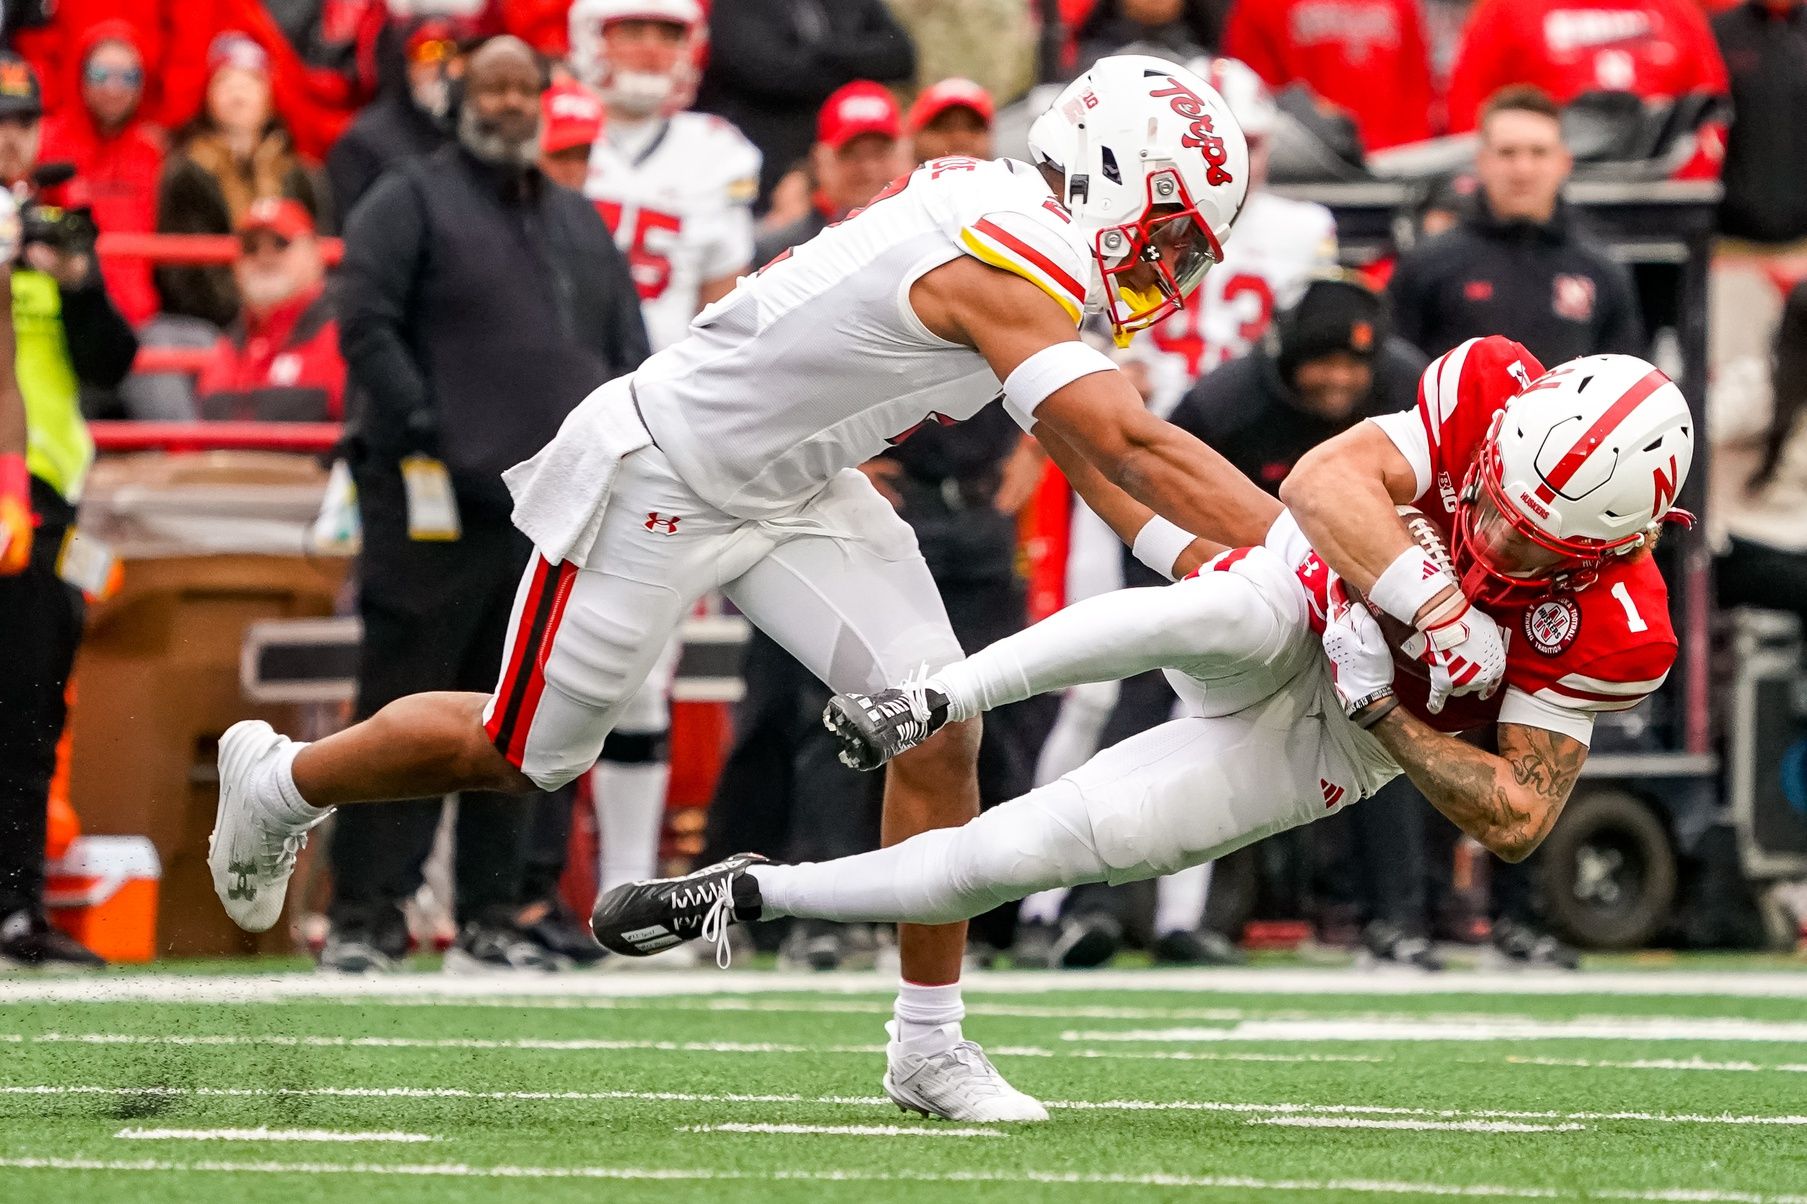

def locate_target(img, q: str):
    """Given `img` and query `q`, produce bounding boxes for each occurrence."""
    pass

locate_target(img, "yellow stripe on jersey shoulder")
[957,227,1084,325]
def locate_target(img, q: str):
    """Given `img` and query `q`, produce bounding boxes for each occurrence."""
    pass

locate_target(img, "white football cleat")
[208,720,328,933]
[882,1023,1049,1123]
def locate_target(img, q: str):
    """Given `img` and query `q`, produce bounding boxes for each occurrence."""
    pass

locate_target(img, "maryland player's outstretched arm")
[918,257,1282,556]
[1364,714,1587,862]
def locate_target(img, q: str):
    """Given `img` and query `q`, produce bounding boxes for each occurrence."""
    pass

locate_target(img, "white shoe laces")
[898,661,936,725]
[698,875,737,970]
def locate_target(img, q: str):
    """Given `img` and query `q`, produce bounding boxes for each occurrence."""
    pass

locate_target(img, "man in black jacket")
[1389,85,1643,364]
[326,36,648,973]
[327,18,464,222]
[696,0,915,207]
[1713,0,1807,245]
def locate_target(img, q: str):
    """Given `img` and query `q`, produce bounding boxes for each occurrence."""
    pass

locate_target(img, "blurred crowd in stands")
[4,0,1807,970]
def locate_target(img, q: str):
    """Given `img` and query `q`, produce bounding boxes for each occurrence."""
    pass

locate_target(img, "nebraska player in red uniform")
[590,336,1695,951]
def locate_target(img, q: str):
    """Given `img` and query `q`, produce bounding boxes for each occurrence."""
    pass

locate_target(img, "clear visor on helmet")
[1096,169,1225,345]
[1451,450,1608,607]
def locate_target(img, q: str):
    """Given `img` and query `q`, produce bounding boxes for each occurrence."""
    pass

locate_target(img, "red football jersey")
[1368,335,1678,739]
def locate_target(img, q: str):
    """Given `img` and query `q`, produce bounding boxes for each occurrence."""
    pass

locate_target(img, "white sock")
[891,979,964,1052]
[592,759,670,891]
[262,742,328,826]
[1019,888,1067,926]
[1154,862,1214,936]
[931,582,1230,723]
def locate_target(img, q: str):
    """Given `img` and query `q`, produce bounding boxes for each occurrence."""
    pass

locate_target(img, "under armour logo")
[645,512,682,535]
[226,861,256,901]
[1320,779,1346,810]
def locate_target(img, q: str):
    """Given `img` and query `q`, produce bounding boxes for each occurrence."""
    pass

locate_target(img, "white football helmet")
[1027,54,1250,343]
[568,0,703,117]
[1453,353,1694,606]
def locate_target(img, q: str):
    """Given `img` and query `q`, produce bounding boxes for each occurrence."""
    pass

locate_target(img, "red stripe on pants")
[503,559,581,767]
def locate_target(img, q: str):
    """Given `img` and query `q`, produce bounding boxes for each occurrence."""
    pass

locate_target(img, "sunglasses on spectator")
[85,64,143,88]
[239,233,293,254]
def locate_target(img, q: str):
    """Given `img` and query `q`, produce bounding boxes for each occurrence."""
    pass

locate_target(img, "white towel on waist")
[503,376,652,565]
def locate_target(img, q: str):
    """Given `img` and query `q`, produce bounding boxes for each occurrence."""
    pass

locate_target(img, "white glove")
[1399,596,1508,715]
[1321,575,1395,720]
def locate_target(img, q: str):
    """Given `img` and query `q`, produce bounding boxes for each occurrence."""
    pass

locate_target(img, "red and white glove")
[1399,594,1507,715]
[0,453,31,577]
[1321,576,1395,721]
[1367,542,1507,715]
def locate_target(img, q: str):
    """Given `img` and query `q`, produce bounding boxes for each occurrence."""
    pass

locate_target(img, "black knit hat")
[0,54,42,120]
[1272,276,1387,382]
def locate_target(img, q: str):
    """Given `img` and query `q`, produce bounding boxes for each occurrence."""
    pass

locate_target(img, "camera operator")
[0,53,138,968]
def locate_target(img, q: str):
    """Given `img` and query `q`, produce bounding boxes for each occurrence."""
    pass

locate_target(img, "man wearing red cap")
[194,198,344,422]
[907,78,995,164]
[539,82,603,191]
[755,81,908,263]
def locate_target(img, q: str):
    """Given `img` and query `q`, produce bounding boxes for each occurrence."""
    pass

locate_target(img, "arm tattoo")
[1368,713,1588,860]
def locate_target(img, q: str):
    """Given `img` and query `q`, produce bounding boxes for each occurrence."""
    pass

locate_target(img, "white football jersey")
[585,111,762,351]
[633,155,1092,518]
[1127,190,1337,416]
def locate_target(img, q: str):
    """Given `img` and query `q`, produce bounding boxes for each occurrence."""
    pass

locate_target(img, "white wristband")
[1367,545,1457,628]
[1132,515,1195,581]
[1001,341,1119,422]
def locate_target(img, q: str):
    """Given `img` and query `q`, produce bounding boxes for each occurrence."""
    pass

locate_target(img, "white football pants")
[751,547,1400,925]
[483,448,964,791]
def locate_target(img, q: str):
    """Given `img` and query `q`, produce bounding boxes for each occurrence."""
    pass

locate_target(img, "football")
[1368,505,1456,666]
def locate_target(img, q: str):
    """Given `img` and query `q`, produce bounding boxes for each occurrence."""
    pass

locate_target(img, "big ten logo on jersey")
[927,156,979,179]
[595,200,682,300]
[1148,271,1273,376]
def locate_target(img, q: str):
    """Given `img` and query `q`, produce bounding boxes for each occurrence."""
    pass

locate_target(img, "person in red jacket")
[1224,0,1436,150]
[194,198,344,422]
[1446,0,1729,135]
[38,21,164,327]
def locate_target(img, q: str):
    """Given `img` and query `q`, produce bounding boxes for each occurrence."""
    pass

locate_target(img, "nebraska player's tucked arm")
[1280,422,1427,595]
[1367,714,1587,863]
[916,257,1282,553]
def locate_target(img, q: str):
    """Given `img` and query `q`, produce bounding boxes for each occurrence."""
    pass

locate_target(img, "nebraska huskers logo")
[1525,597,1581,655]
[1148,79,1236,187]
[1552,274,1596,322]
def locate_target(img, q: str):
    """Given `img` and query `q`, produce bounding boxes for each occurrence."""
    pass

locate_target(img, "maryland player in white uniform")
[590,339,1695,985]
[569,0,761,907]
[210,56,1279,1122]
[1128,58,1338,418]
[573,0,760,351]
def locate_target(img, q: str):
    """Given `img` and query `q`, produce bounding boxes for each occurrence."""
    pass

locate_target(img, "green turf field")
[2,964,1805,1203]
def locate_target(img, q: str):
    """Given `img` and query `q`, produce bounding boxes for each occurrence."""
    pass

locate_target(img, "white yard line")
[1249,1117,1585,1134]
[1062,1018,1807,1043]
[0,1031,1377,1065]
[678,1122,1006,1138]
[115,1127,435,1143]
[1,1156,1805,1201]
[11,1084,1807,1130]
[1,967,1804,1004]
[1506,1056,1807,1074]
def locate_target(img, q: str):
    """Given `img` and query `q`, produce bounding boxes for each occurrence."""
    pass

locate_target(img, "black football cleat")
[590,854,766,968]
[823,674,950,771]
